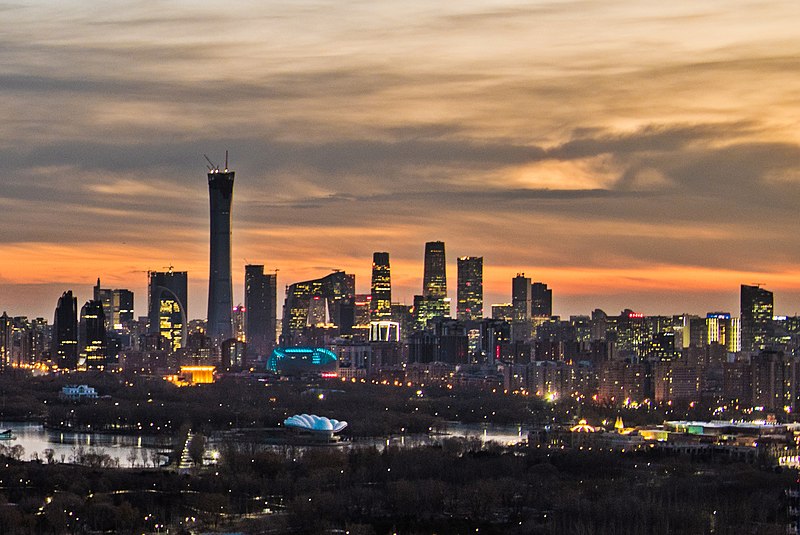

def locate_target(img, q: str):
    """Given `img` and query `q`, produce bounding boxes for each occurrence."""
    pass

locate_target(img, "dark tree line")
[0,438,792,534]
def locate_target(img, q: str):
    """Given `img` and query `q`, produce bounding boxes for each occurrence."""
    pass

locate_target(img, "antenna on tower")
[204,154,218,172]
[225,150,229,171]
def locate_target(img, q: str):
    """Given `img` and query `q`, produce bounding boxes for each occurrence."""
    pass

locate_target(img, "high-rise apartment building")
[79,300,106,370]
[750,350,796,410]
[207,158,234,342]
[244,264,277,358]
[704,312,740,353]
[148,270,188,352]
[511,274,532,341]
[28,318,49,365]
[0,312,11,370]
[370,252,391,320]
[53,290,78,369]
[457,256,483,321]
[531,282,552,318]
[741,284,773,353]
[512,274,531,322]
[232,304,245,342]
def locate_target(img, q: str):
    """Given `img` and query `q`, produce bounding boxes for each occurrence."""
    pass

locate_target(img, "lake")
[0,420,529,466]
[0,421,171,466]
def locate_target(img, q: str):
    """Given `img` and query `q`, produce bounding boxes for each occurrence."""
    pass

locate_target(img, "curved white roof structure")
[284,414,348,434]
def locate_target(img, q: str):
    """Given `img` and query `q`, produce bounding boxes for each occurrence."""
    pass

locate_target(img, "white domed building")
[284,414,348,442]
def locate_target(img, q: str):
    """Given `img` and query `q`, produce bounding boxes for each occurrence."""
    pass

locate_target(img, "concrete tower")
[206,154,234,342]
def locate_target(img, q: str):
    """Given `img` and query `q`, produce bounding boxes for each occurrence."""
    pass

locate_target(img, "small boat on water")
[0,429,16,440]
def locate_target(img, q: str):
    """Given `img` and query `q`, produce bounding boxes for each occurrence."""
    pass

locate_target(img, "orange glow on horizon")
[4,237,800,319]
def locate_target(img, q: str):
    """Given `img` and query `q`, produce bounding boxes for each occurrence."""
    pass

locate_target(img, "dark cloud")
[549,122,758,161]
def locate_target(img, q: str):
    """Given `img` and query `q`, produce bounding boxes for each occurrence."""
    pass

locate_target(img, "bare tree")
[150,449,162,468]
[126,448,138,468]
[188,434,206,466]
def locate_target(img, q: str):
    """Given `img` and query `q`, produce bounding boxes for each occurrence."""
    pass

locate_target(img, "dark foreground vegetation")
[0,439,792,534]
[0,371,792,533]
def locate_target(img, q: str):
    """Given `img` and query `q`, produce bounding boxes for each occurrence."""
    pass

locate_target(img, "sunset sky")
[3,0,800,320]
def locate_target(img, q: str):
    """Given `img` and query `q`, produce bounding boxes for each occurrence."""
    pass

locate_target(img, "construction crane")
[205,151,229,172]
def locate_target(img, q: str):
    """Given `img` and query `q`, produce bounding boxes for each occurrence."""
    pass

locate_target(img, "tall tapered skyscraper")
[423,241,446,298]
[371,252,391,320]
[414,241,450,327]
[207,157,234,342]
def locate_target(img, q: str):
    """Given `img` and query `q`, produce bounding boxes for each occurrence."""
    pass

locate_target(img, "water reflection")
[0,420,528,467]
[350,422,528,450]
[0,422,169,466]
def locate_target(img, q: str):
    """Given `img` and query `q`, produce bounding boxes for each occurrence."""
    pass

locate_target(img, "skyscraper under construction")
[206,154,234,343]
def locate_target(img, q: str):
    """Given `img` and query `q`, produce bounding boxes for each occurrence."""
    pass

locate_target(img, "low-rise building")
[60,384,98,400]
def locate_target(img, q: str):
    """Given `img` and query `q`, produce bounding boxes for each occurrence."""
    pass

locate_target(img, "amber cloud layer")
[2,0,800,318]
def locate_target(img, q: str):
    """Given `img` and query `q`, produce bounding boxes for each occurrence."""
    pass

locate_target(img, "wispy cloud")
[2,0,800,317]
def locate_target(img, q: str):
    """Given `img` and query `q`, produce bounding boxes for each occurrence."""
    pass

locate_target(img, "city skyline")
[3,1,800,318]
[3,253,797,323]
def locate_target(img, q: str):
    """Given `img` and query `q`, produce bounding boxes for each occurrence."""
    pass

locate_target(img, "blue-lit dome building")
[268,347,338,376]
[285,414,347,433]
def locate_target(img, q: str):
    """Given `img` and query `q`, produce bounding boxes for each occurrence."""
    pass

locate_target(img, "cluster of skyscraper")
[273,258,800,414]
[495,283,797,412]
[2,157,798,416]
[278,241,492,348]
[0,159,278,372]
[49,281,134,370]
